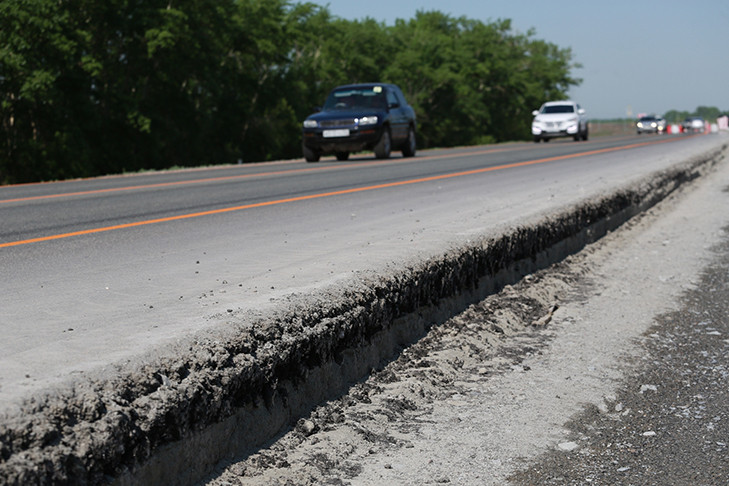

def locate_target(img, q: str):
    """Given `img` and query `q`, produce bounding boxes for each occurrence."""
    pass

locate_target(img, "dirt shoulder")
[204,149,729,485]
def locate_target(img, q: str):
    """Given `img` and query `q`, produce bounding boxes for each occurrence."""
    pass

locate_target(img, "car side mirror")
[388,102,400,109]
[578,109,585,115]
[313,106,322,112]
[532,110,539,116]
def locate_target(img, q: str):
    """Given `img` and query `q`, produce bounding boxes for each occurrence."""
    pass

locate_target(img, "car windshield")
[640,117,656,121]
[323,87,388,111]
[541,105,574,114]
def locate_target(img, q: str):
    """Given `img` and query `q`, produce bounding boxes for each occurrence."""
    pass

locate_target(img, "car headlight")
[356,116,378,126]
[303,120,318,128]
[637,122,643,128]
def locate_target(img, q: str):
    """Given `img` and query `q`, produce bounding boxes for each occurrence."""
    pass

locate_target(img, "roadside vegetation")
[2,1,725,185]
[1,0,580,184]
[664,106,725,124]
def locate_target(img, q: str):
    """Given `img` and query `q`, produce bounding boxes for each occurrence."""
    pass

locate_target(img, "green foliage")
[0,1,583,184]
[694,106,722,121]
[663,106,724,124]
[663,110,691,124]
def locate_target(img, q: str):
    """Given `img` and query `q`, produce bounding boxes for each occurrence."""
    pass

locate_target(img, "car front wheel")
[374,128,391,159]
[303,143,320,162]
[402,127,416,157]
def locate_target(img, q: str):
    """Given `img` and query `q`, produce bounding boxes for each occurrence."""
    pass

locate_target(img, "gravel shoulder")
[204,147,729,485]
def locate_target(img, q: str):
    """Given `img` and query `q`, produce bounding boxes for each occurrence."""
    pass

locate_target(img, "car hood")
[533,113,578,123]
[306,109,386,122]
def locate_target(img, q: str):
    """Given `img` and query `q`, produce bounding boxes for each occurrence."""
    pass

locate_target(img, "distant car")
[636,115,665,134]
[301,83,417,162]
[531,101,589,142]
[682,116,705,133]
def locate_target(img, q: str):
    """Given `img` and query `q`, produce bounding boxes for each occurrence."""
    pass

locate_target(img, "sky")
[314,0,729,119]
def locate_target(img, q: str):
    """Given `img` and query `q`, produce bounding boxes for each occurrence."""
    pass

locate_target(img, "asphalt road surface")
[0,133,723,411]
[204,133,729,485]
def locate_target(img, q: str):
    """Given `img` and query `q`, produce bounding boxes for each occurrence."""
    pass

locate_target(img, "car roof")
[333,83,397,90]
[543,100,577,106]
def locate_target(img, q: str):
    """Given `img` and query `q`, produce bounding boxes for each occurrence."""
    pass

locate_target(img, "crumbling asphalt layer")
[0,146,725,485]
[204,255,583,486]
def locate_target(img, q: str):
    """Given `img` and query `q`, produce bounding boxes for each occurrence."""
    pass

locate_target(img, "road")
[0,132,726,484]
[0,134,719,407]
[205,133,729,485]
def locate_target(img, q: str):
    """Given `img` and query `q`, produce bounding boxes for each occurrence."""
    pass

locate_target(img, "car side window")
[386,90,399,108]
[394,87,407,106]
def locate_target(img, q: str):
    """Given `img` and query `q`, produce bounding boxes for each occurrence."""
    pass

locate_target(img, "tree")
[1,0,80,183]
[664,106,725,124]
[663,110,690,124]
[0,2,583,184]
[695,106,721,121]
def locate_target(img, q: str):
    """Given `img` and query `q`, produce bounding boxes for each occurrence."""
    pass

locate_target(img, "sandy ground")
[203,145,729,485]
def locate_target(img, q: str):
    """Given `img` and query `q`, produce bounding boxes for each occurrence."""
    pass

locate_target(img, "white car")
[531,101,589,142]
[682,116,705,134]
[636,115,666,134]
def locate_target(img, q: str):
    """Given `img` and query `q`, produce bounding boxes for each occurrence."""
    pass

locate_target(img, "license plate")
[323,129,350,138]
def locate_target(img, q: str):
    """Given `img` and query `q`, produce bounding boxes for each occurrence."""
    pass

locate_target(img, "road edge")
[0,143,726,485]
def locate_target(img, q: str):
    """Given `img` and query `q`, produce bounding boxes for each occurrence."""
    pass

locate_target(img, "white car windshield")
[541,105,575,114]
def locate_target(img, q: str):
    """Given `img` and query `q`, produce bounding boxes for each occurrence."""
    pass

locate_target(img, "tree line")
[663,106,727,124]
[1,0,581,184]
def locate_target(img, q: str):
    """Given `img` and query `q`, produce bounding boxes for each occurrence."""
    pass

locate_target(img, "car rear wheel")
[374,128,391,159]
[582,125,589,141]
[402,126,416,157]
[335,152,349,161]
[303,143,320,163]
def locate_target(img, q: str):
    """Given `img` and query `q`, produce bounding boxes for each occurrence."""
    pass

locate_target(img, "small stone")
[296,419,317,436]
[558,441,579,451]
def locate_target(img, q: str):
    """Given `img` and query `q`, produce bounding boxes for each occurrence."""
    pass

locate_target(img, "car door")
[576,103,586,131]
[386,88,408,143]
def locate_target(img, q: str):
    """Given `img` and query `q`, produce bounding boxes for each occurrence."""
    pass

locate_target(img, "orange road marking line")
[0,145,520,204]
[0,136,684,248]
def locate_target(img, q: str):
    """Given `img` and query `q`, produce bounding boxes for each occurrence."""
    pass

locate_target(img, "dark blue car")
[302,83,417,162]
